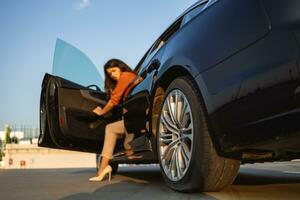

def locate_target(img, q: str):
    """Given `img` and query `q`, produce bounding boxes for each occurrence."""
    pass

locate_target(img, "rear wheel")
[157,76,240,192]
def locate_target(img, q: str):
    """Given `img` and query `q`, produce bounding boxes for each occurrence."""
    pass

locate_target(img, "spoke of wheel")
[162,138,180,161]
[181,108,191,128]
[179,145,188,169]
[167,94,177,127]
[159,134,173,143]
[161,113,179,134]
[179,97,188,127]
[160,130,173,138]
[167,148,175,178]
[182,127,193,140]
[175,147,183,178]
[164,146,175,166]
[163,109,179,132]
[176,93,184,129]
[174,91,179,125]
[181,143,191,163]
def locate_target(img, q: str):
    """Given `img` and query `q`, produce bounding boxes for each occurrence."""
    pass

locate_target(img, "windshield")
[52,38,103,90]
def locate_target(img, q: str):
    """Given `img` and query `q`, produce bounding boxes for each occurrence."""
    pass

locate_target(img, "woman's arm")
[93,72,136,116]
[93,100,115,116]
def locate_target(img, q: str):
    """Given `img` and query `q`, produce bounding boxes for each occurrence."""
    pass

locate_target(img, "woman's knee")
[105,123,115,134]
[105,120,125,135]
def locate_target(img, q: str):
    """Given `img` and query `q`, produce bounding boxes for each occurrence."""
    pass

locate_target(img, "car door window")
[133,47,151,73]
[52,38,104,90]
[136,17,184,74]
[181,2,207,27]
[140,41,165,71]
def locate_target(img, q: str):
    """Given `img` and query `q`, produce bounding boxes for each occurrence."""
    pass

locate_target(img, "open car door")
[38,39,121,153]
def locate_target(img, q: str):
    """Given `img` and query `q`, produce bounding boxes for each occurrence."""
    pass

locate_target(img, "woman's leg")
[123,133,134,156]
[97,120,126,174]
[123,132,143,159]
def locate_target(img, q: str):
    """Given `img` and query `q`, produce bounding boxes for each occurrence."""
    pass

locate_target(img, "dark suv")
[39,0,300,192]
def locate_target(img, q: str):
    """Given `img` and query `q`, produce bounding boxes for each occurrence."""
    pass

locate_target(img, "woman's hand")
[93,106,103,116]
[133,76,143,85]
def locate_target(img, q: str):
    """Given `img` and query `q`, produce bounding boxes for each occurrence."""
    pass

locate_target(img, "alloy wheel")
[158,89,194,181]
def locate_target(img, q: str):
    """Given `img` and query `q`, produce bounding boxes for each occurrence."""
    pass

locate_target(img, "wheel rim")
[158,89,194,181]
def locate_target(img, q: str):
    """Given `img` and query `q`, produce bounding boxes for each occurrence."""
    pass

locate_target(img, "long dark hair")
[104,58,134,97]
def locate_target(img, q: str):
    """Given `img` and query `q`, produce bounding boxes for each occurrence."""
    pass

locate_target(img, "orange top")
[110,71,137,106]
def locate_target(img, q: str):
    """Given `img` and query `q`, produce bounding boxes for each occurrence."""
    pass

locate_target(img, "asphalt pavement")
[0,162,300,200]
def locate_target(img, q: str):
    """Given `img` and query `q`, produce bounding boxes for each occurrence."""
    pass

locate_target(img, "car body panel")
[262,0,300,29]
[208,30,300,153]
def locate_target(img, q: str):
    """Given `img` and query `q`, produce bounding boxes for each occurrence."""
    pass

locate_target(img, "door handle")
[147,59,160,74]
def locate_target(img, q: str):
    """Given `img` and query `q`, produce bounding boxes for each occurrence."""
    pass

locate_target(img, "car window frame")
[134,17,185,74]
[181,2,207,27]
[133,0,218,74]
[180,0,219,28]
[133,46,152,73]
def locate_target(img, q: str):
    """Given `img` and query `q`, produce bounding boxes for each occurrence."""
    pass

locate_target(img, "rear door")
[38,39,121,153]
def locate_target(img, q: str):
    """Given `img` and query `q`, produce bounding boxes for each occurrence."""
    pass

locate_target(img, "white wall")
[3,144,97,169]
[0,131,24,140]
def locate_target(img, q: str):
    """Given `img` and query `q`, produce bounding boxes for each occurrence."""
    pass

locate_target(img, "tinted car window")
[137,18,183,72]
[52,38,104,90]
[141,40,165,68]
[153,19,182,52]
[181,3,207,27]
[133,47,152,73]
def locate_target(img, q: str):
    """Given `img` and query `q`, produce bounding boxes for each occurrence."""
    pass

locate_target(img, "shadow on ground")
[60,165,300,200]
[61,166,216,200]
[234,167,300,185]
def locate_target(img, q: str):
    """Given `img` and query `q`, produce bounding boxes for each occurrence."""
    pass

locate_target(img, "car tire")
[157,76,240,192]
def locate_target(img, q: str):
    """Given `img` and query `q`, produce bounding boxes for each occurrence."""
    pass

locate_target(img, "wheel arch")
[149,65,226,158]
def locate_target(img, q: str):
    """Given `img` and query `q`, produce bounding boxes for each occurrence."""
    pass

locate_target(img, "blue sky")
[0,0,198,131]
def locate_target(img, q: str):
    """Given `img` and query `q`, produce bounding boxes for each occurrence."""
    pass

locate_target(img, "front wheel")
[157,76,240,192]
